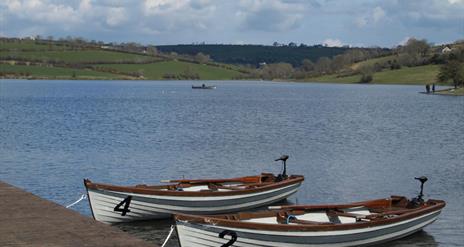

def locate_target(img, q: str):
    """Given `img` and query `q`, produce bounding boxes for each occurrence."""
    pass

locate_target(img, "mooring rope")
[161,225,175,247]
[66,194,87,208]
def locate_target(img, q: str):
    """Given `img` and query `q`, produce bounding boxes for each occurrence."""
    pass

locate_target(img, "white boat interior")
[241,207,377,225]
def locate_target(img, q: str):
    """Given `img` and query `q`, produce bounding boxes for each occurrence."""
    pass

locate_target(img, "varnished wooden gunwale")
[174,197,446,231]
[84,174,304,197]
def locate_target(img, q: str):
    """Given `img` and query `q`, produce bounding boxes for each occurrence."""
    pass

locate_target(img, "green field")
[370,65,440,84]
[0,40,245,80]
[0,50,159,63]
[2,39,456,84]
[351,55,397,70]
[0,64,123,79]
[0,40,49,50]
[435,87,464,96]
[97,61,242,80]
[307,65,442,85]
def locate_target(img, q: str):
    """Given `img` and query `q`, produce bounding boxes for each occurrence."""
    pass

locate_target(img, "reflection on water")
[1,80,463,246]
[380,230,437,247]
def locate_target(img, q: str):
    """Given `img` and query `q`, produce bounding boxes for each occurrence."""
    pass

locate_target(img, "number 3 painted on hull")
[114,196,132,216]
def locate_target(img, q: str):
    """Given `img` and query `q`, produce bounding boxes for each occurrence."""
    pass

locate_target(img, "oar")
[268,198,391,210]
[160,176,260,184]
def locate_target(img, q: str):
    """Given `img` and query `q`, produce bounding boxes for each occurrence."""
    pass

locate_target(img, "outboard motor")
[275,155,289,181]
[408,176,428,208]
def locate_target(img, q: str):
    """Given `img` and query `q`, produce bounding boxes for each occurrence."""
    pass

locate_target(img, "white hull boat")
[84,173,303,224]
[175,177,445,246]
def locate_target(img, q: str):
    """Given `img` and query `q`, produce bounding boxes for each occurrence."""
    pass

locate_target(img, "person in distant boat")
[425,84,430,93]
[432,83,435,93]
[202,84,205,88]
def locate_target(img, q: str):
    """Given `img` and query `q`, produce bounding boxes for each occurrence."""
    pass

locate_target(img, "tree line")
[243,38,464,86]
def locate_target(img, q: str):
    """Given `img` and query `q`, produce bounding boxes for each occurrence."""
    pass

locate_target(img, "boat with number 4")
[84,155,304,224]
[175,177,445,247]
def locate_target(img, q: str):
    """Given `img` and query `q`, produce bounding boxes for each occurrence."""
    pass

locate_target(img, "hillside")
[0,39,246,80]
[156,44,351,66]
[2,37,462,86]
[304,40,464,85]
[307,64,441,84]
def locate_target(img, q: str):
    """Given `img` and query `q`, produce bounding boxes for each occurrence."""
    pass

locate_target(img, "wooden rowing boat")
[192,84,216,89]
[175,177,445,246]
[175,196,445,246]
[84,173,304,224]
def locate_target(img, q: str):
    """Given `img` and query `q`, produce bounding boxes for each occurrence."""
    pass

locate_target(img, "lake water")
[1,80,463,247]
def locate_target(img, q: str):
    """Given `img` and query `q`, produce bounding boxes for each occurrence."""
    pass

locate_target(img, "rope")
[66,194,87,208]
[161,225,175,247]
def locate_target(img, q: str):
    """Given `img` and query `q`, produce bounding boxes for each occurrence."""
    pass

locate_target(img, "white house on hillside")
[441,46,452,53]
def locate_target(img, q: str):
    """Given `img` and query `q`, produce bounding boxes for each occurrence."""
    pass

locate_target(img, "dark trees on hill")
[438,60,464,89]
[156,44,350,67]
[301,59,315,72]
[194,52,211,64]
[402,38,430,57]
[395,38,431,67]
[437,45,464,88]
[260,63,294,80]
[314,57,332,74]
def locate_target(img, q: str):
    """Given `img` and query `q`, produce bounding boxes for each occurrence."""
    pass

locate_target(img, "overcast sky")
[1,0,463,47]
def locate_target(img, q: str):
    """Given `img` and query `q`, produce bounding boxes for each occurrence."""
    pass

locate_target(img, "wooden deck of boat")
[0,181,158,247]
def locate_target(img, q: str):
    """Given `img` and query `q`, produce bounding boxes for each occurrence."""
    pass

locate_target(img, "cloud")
[382,0,464,28]
[237,0,306,32]
[372,7,385,23]
[0,0,463,46]
[354,6,386,28]
[3,0,81,24]
[142,0,216,32]
[143,0,189,15]
[355,17,368,28]
[79,0,91,11]
[323,38,343,47]
[105,7,128,27]
[398,36,412,46]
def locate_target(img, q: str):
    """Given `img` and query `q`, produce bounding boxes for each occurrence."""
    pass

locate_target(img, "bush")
[389,60,402,70]
[360,73,373,83]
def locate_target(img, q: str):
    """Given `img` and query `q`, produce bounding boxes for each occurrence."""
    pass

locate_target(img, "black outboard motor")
[408,176,428,208]
[275,155,289,182]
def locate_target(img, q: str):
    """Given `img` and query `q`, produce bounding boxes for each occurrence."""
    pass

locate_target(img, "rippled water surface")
[1,80,463,246]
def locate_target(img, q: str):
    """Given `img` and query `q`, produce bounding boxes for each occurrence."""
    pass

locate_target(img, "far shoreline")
[1,77,460,88]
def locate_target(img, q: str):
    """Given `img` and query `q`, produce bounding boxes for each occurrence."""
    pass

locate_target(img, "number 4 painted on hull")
[114,196,132,216]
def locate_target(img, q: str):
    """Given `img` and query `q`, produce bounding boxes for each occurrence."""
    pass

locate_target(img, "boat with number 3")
[174,177,445,247]
[84,155,304,224]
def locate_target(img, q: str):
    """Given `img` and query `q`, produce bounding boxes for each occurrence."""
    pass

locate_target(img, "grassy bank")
[307,65,441,85]
[96,61,242,80]
[0,64,126,80]
[434,87,464,96]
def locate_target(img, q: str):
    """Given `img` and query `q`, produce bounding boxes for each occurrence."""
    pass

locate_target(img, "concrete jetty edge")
[0,181,158,247]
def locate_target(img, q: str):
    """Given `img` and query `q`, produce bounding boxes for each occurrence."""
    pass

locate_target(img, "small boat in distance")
[84,155,303,224]
[192,83,216,89]
[175,176,445,247]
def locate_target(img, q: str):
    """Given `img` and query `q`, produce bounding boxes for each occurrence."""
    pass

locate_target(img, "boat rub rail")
[175,196,445,231]
[84,173,304,197]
